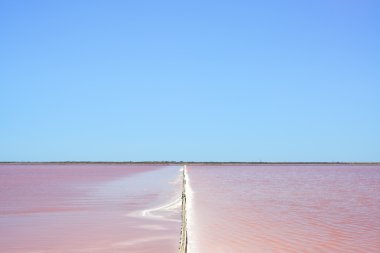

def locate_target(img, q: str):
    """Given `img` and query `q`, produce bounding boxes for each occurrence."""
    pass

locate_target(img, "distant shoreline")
[1,161,379,165]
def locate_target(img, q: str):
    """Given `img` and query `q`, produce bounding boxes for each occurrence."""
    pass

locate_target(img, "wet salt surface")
[0,164,182,253]
[187,165,380,253]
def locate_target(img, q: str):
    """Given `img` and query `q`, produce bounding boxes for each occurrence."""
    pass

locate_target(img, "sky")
[1,0,379,162]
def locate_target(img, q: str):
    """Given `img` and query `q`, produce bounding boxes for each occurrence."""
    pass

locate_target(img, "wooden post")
[179,166,188,253]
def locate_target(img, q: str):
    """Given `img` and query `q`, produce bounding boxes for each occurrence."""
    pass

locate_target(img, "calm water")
[0,164,182,253]
[187,165,380,253]
[2,164,380,253]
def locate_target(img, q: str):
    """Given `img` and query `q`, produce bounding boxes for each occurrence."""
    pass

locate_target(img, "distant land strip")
[1,161,379,165]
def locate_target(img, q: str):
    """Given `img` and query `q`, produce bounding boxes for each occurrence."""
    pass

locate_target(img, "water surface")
[0,164,182,253]
[187,165,380,253]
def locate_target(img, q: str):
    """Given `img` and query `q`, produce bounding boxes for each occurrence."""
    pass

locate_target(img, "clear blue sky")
[1,1,379,162]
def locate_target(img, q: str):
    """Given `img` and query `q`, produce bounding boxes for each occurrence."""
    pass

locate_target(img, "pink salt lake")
[1,164,380,253]
[0,164,182,253]
[186,164,380,253]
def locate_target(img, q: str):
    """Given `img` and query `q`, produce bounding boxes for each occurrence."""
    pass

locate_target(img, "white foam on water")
[140,195,181,221]
[126,166,182,223]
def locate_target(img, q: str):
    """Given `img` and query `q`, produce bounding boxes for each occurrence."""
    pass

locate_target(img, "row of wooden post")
[179,166,188,253]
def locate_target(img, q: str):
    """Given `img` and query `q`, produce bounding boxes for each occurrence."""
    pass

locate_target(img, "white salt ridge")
[184,166,197,253]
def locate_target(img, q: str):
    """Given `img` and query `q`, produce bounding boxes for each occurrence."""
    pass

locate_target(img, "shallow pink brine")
[1,163,380,253]
[186,164,380,253]
[0,164,183,253]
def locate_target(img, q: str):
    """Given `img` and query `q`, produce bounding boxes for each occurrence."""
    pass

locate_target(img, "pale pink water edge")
[0,164,182,253]
[188,165,380,253]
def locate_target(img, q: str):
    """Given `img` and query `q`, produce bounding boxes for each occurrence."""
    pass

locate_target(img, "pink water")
[0,164,182,253]
[187,165,380,253]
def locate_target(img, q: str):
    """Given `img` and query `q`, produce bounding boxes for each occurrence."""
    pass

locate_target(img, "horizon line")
[1,161,379,165]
